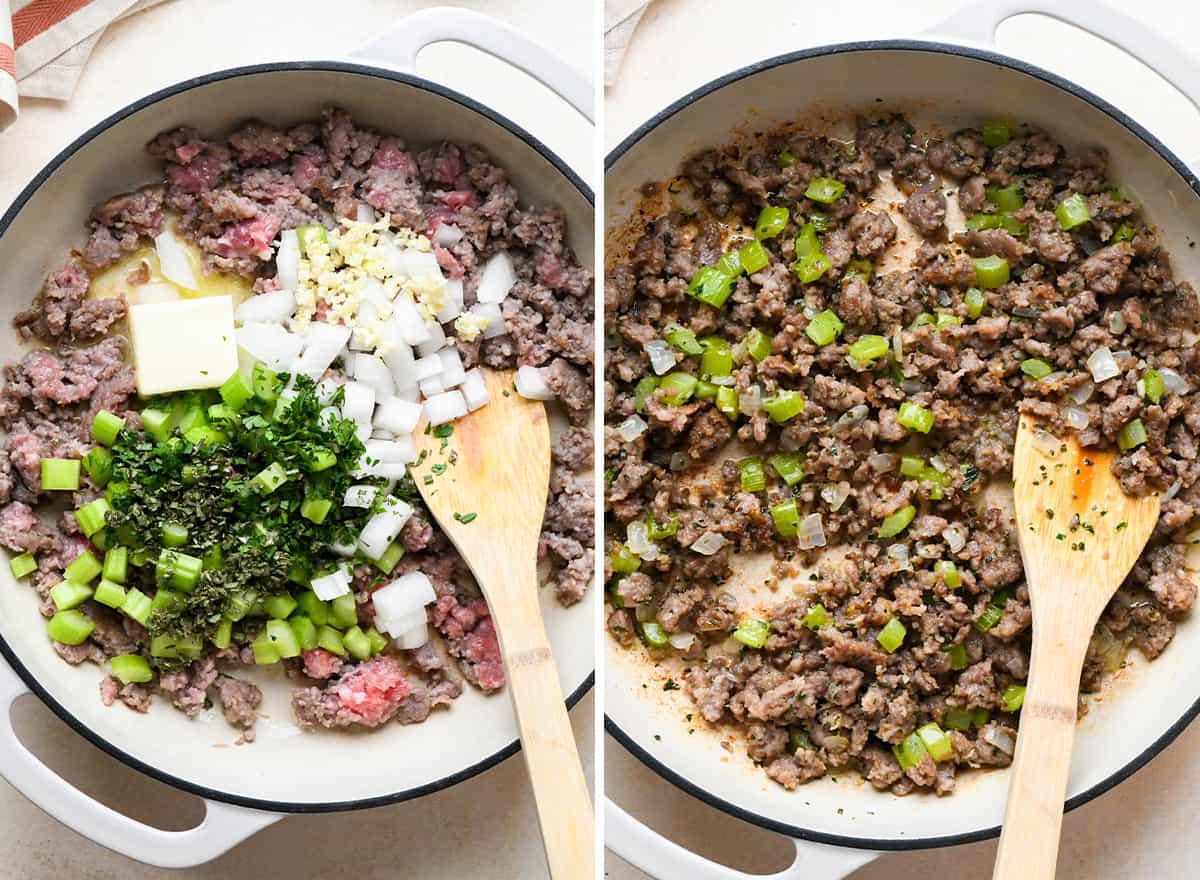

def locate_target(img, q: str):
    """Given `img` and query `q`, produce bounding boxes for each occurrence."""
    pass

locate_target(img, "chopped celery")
[211,618,233,650]
[792,251,830,284]
[51,580,94,611]
[266,619,302,658]
[330,593,359,629]
[944,707,973,730]
[762,390,804,423]
[964,287,985,319]
[374,541,405,575]
[975,588,1013,633]
[936,560,961,589]
[289,615,319,651]
[110,654,153,684]
[343,625,372,661]
[1055,192,1091,230]
[316,625,346,655]
[665,324,704,355]
[733,618,770,649]
[120,588,153,626]
[646,513,679,541]
[754,205,790,240]
[737,457,766,493]
[40,458,80,491]
[73,499,109,538]
[768,453,806,486]
[917,722,953,762]
[846,334,889,362]
[802,603,827,630]
[365,626,389,655]
[252,362,280,403]
[687,267,735,308]
[715,386,739,420]
[945,643,968,671]
[300,497,333,524]
[141,407,172,442]
[633,376,660,412]
[985,184,1024,213]
[804,177,846,204]
[770,499,800,538]
[161,523,189,548]
[296,591,331,627]
[251,462,289,494]
[878,505,916,539]
[981,119,1011,147]
[156,549,203,592]
[296,224,328,256]
[1111,222,1135,243]
[973,255,1010,289]
[744,328,772,362]
[264,594,298,620]
[737,240,770,275]
[47,609,95,645]
[93,579,126,609]
[715,250,742,278]
[893,731,927,771]
[90,410,125,446]
[64,551,102,584]
[897,401,934,434]
[877,616,906,653]
[9,552,37,579]
[699,336,733,377]
[638,621,669,649]
[1001,684,1027,713]
[610,544,641,574]
[1140,369,1164,404]
[252,629,281,665]
[794,223,821,257]
[1117,418,1148,451]
[102,547,127,584]
[219,370,254,411]
[1020,358,1053,379]
[659,372,698,405]
[900,455,925,477]
[805,309,844,347]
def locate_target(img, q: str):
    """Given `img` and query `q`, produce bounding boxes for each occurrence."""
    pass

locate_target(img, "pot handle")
[348,7,593,123]
[605,799,877,880]
[0,655,280,868]
[924,0,1200,113]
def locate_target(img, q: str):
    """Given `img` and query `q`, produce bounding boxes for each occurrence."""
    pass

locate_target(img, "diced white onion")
[471,302,508,339]
[1107,312,1127,335]
[1068,379,1095,405]
[364,439,415,463]
[1063,406,1090,430]
[275,230,300,291]
[1161,367,1190,395]
[154,229,198,290]
[460,368,489,411]
[668,632,696,650]
[797,513,827,550]
[424,390,468,425]
[476,252,517,303]
[834,404,869,431]
[395,249,443,281]
[437,279,465,323]
[318,405,340,427]
[293,322,352,380]
[438,348,467,389]
[235,290,296,324]
[892,325,904,362]
[1165,479,1182,501]
[1087,346,1120,383]
[945,523,968,553]
[311,568,352,601]
[340,380,376,423]
[821,481,850,512]
[433,224,464,247]
[348,300,378,352]
[690,532,728,555]
[237,322,304,371]
[869,453,897,474]
[374,397,422,434]
[343,485,378,508]
[644,340,675,376]
[354,422,373,444]
[929,454,949,473]
[981,725,1015,756]
[393,621,431,650]
[372,571,436,626]
[627,521,653,556]
[357,497,414,559]
[738,384,763,415]
[414,354,443,381]
[515,365,555,401]
[352,353,394,399]
[353,459,408,480]
[887,543,911,568]
[381,333,419,391]
[356,203,376,224]
[328,540,357,558]
[616,414,647,441]
[393,296,433,346]
[416,319,447,357]
[419,375,446,398]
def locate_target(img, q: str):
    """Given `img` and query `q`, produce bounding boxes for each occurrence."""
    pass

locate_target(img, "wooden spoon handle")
[992,621,1090,880]
[482,560,594,879]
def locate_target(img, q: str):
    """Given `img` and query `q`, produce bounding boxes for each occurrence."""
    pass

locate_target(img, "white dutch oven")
[0,8,594,869]
[605,1,1200,876]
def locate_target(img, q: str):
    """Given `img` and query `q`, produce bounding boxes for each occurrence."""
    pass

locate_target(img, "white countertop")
[0,2,594,878]
[605,1,1200,877]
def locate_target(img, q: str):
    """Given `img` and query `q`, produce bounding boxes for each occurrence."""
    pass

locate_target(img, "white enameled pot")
[605,1,1200,876]
[0,8,594,869]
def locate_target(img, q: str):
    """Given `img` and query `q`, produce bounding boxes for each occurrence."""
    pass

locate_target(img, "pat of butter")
[129,296,238,396]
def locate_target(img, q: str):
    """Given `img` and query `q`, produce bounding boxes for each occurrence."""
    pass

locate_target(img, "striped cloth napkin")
[0,0,167,132]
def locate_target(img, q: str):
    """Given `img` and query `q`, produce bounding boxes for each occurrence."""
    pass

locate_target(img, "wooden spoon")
[993,416,1160,879]
[410,368,593,880]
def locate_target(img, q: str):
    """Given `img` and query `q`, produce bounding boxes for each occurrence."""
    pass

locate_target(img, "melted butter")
[88,243,252,307]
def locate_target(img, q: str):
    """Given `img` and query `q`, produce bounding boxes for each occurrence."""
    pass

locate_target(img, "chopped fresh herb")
[453,512,478,524]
